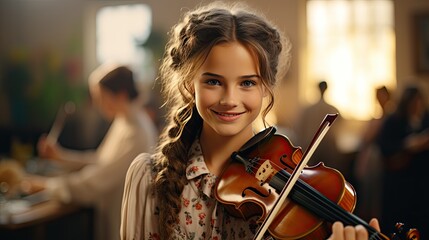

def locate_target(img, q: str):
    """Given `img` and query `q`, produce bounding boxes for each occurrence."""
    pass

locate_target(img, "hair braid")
[153,2,291,238]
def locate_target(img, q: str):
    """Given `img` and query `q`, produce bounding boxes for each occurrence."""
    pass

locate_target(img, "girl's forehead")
[200,42,259,74]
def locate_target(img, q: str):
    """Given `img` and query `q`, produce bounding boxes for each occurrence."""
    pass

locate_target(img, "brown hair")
[153,2,291,238]
[91,65,139,100]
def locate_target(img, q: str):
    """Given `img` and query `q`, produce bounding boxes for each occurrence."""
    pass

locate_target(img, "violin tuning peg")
[392,222,420,240]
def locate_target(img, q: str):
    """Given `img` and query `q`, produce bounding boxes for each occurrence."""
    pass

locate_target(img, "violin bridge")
[255,160,274,182]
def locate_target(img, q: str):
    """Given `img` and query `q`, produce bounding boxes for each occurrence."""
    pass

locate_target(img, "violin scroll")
[391,222,420,240]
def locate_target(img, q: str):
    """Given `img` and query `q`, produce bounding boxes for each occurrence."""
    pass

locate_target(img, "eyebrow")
[201,72,261,79]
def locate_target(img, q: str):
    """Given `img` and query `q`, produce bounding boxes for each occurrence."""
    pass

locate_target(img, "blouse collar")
[185,139,218,198]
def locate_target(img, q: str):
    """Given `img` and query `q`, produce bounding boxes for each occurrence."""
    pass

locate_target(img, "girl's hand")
[327,218,380,240]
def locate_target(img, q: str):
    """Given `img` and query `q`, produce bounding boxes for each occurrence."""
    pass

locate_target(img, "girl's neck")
[199,125,254,176]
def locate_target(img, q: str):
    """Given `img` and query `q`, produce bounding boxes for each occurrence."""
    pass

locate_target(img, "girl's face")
[193,41,266,138]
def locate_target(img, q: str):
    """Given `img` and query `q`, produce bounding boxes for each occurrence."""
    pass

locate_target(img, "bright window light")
[96,4,153,82]
[306,0,396,120]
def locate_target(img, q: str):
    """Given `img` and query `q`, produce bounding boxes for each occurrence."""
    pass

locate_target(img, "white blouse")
[121,140,259,240]
[46,107,158,240]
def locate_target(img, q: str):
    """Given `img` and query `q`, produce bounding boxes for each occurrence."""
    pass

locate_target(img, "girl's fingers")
[329,221,372,240]
[355,225,368,240]
[329,221,345,240]
[369,218,381,232]
[344,225,356,239]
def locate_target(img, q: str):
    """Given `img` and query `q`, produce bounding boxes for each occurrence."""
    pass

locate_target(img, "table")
[0,200,94,240]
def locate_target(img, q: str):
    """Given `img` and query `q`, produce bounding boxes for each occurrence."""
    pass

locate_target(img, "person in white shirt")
[29,63,158,240]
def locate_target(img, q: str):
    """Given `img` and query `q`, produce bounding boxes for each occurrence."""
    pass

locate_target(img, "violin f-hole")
[279,154,295,169]
[242,187,271,198]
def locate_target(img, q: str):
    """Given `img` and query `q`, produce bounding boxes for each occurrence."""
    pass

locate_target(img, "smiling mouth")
[212,110,243,116]
[212,110,245,122]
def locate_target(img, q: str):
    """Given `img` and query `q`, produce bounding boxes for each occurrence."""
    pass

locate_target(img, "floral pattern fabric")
[121,140,260,240]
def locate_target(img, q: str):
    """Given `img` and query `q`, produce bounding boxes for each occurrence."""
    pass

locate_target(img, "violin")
[214,116,420,239]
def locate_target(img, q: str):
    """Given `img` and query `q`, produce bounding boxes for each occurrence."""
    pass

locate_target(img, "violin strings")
[246,160,385,240]
[289,177,384,240]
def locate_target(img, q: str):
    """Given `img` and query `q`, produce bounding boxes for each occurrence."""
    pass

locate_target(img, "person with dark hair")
[354,86,393,221]
[28,63,159,240]
[376,84,429,236]
[120,2,380,239]
[294,80,343,169]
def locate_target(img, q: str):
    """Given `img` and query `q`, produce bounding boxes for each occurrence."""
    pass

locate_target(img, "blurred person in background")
[376,84,429,236]
[294,80,343,170]
[26,64,159,240]
[354,86,393,221]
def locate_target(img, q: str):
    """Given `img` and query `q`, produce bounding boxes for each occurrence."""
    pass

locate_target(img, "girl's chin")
[207,125,252,138]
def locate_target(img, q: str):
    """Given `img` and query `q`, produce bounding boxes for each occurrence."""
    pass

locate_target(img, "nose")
[219,87,238,106]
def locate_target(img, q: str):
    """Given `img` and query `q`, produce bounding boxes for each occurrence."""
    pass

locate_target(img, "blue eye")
[241,80,256,88]
[206,79,221,86]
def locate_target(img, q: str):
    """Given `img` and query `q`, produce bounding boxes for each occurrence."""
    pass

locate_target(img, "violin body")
[215,127,420,240]
[215,133,356,239]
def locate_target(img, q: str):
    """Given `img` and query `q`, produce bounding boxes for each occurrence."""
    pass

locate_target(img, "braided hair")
[153,2,291,238]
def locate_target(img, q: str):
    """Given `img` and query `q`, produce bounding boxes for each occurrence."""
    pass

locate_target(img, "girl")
[120,2,380,239]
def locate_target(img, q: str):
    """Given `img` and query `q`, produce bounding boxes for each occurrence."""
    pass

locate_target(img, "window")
[306,0,395,120]
[96,3,154,82]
